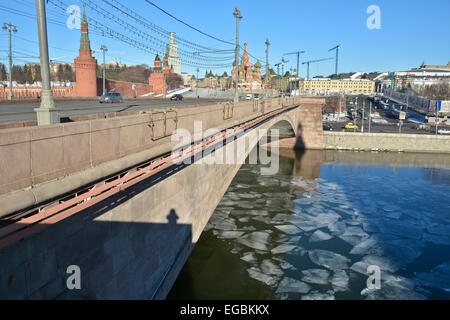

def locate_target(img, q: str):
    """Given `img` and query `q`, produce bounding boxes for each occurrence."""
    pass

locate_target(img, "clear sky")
[0,0,449,78]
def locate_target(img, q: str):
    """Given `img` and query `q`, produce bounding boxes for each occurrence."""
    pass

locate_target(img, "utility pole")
[361,98,365,133]
[265,38,270,98]
[100,45,108,95]
[2,22,17,100]
[34,0,58,125]
[233,7,242,104]
[435,103,439,135]
[196,67,199,98]
[369,100,372,133]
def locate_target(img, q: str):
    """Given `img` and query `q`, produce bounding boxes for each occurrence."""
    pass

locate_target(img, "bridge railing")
[0,97,307,215]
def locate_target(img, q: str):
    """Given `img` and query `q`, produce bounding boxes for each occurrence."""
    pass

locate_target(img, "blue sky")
[0,0,449,78]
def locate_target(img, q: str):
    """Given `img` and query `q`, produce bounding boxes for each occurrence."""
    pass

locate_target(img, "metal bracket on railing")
[148,108,178,140]
[223,102,234,120]
[252,100,259,112]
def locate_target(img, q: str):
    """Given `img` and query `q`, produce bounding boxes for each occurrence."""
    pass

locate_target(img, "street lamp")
[100,45,108,95]
[2,22,18,100]
[233,7,242,104]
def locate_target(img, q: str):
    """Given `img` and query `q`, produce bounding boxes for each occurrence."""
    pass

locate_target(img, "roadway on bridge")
[0,98,229,123]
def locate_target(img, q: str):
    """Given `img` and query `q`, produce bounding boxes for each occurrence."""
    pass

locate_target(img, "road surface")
[0,98,230,123]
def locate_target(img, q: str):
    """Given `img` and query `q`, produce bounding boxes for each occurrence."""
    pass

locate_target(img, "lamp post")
[34,0,58,125]
[233,7,242,104]
[2,22,17,100]
[196,67,199,98]
[100,45,108,95]
[265,38,270,98]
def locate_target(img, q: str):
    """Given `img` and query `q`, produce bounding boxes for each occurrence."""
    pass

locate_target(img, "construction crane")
[274,57,290,76]
[328,44,342,76]
[302,58,333,80]
[284,50,306,77]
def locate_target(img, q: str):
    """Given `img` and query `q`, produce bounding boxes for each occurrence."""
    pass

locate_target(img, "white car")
[438,128,450,135]
[245,94,252,100]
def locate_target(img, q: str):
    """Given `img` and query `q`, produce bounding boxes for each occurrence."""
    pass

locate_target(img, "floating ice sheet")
[308,249,350,271]
[309,230,333,242]
[247,267,279,287]
[276,277,311,294]
[275,225,302,235]
[331,270,349,293]
[271,244,297,255]
[301,269,330,285]
[237,231,270,251]
[301,290,335,300]
[240,252,257,263]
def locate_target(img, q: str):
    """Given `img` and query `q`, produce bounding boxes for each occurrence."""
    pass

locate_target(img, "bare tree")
[419,82,450,100]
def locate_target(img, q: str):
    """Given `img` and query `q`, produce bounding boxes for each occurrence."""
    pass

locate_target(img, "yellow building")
[299,79,375,94]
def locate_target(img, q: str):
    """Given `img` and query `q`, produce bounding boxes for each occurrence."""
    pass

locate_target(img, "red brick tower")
[74,8,97,97]
[148,54,165,94]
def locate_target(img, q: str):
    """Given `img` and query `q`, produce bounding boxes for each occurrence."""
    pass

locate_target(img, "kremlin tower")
[74,8,98,97]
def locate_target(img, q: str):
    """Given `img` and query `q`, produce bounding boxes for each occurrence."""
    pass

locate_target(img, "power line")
[78,0,233,62]
[143,0,235,46]
[103,0,224,53]
[48,0,232,69]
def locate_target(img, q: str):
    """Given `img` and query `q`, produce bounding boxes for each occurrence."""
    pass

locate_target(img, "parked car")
[415,124,431,130]
[344,123,358,129]
[170,94,183,101]
[99,92,123,103]
[323,123,334,131]
[245,94,252,100]
[438,128,450,135]
[254,94,261,100]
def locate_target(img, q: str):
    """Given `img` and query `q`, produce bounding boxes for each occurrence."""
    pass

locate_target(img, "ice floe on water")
[351,255,399,274]
[309,230,333,242]
[302,290,335,300]
[237,231,271,252]
[216,231,244,239]
[260,259,284,276]
[362,277,424,300]
[308,249,350,271]
[247,267,279,287]
[327,221,346,236]
[339,226,370,246]
[330,270,349,292]
[301,269,330,285]
[240,252,257,264]
[271,244,297,255]
[275,225,302,235]
[349,238,380,255]
[201,159,450,300]
[276,277,311,294]
[214,220,237,231]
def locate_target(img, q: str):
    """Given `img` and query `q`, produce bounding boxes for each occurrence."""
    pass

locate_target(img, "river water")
[168,149,450,300]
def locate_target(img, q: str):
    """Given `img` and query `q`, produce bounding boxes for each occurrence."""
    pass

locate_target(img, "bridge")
[0,97,324,299]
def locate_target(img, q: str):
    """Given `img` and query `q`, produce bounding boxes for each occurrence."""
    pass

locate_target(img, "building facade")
[299,79,375,94]
[166,32,182,75]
